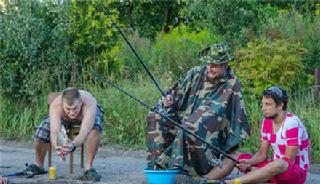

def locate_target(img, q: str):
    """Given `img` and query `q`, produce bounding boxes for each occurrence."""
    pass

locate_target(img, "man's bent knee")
[34,139,50,145]
[268,159,288,175]
[88,129,100,138]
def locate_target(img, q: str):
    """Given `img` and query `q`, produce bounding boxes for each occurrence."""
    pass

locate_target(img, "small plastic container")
[144,169,181,184]
[48,167,56,180]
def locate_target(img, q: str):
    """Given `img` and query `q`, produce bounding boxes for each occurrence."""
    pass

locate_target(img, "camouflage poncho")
[146,65,250,176]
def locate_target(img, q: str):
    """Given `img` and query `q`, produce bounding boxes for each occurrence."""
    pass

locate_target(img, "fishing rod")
[74,61,239,164]
[111,22,165,97]
[2,163,47,178]
[111,23,240,164]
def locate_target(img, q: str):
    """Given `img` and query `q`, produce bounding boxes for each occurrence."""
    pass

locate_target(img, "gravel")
[1,140,319,184]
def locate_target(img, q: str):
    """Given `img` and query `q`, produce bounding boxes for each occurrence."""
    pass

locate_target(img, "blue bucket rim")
[144,169,181,173]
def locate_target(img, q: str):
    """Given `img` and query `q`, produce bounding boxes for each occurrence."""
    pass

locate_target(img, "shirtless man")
[24,87,104,181]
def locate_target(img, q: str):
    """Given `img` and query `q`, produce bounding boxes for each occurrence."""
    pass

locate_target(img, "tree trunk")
[163,5,172,33]
[315,68,320,98]
[127,2,134,25]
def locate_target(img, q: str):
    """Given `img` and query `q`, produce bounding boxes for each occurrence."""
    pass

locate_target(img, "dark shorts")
[238,153,307,184]
[34,104,104,143]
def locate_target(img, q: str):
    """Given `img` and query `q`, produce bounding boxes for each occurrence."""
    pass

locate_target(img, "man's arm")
[72,98,97,147]
[248,140,269,165]
[237,140,269,172]
[49,103,62,148]
[285,146,299,162]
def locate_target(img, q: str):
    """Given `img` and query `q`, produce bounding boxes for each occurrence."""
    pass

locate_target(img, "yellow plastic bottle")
[48,166,56,180]
[234,178,241,184]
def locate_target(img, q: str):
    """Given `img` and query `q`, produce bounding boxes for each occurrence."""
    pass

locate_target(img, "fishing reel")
[209,154,224,168]
[153,102,172,117]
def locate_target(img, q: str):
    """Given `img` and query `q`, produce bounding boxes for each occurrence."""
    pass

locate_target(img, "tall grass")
[290,89,320,161]
[84,78,160,148]
[0,94,48,139]
[0,79,319,160]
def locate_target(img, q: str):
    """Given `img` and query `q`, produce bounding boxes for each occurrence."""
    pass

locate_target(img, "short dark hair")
[262,86,289,110]
[62,87,81,105]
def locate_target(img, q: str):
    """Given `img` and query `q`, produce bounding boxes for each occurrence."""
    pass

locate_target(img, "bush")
[232,39,313,96]
[150,26,223,81]
[262,9,320,73]
[180,0,278,47]
[111,25,223,85]
[0,1,72,102]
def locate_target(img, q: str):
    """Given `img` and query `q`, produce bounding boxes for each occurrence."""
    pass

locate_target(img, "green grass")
[84,79,160,148]
[0,79,319,161]
[0,94,48,139]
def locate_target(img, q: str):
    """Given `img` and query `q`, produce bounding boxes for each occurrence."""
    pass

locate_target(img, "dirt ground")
[1,140,319,184]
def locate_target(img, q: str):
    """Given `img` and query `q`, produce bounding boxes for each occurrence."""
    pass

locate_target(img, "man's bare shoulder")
[79,90,97,106]
[79,90,93,97]
[50,95,63,110]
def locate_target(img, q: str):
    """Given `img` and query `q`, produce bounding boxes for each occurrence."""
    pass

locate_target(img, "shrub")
[150,26,223,80]
[111,25,223,85]
[232,39,313,96]
[0,1,72,102]
[262,9,320,73]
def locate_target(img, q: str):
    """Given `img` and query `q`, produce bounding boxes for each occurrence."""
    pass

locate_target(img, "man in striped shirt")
[226,86,310,184]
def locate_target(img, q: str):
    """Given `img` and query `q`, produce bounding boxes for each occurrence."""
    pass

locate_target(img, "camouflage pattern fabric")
[146,65,250,176]
[198,44,233,64]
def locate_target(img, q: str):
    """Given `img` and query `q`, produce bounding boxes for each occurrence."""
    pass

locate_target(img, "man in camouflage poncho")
[146,44,251,181]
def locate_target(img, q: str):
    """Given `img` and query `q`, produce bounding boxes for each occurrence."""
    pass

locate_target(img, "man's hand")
[55,142,76,159]
[61,142,76,155]
[0,176,8,184]
[236,159,251,172]
[162,95,173,108]
[55,145,66,159]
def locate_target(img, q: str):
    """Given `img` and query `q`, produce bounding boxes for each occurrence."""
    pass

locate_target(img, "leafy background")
[0,0,319,160]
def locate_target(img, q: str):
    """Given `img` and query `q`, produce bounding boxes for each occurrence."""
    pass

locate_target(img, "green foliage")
[117,0,185,39]
[151,26,223,80]
[112,30,152,80]
[262,9,320,72]
[239,96,262,153]
[0,94,48,139]
[87,79,159,147]
[113,26,223,84]
[232,39,312,96]
[0,0,319,161]
[68,0,121,77]
[290,90,320,161]
[0,1,72,102]
[181,0,278,47]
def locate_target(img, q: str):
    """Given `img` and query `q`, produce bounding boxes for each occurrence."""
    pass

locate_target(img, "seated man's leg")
[234,159,289,184]
[81,105,103,181]
[85,104,103,170]
[85,129,100,171]
[146,111,178,169]
[34,117,51,168]
[205,152,240,180]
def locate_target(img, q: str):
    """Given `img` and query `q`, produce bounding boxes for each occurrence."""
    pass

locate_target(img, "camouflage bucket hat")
[198,44,233,64]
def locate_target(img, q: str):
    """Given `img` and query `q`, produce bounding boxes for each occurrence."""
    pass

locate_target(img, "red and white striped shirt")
[260,113,310,170]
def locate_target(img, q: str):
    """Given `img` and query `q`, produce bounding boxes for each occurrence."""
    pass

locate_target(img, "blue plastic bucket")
[144,169,181,184]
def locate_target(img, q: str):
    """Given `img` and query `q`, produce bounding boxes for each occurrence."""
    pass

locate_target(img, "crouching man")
[24,87,104,181]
